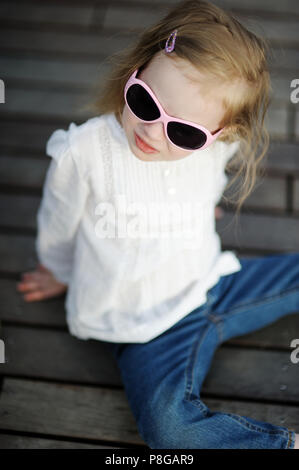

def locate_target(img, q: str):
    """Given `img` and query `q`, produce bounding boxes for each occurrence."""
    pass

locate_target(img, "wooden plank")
[0,194,39,229]
[0,433,124,449]
[1,124,299,175]
[101,5,299,45]
[0,219,295,277]
[2,211,299,266]
[260,142,299,175]
[0,234,37,273]
[0,177,287,231]
[293,179,299,212]
[204,397,299,432]
[1,0,299,24]
[0,378,145,446]
[236,15,299,45]
[0,1,298,44]
[225,313,299,349]
[139,0,299,16]
[295,111,299,142]
[0,2,99,29]
[0,28,134,59]
[0,89,289,140]
[0,55,297,99]
[0,26,297,79]
[216,211,299,252]
[3,278,299,349]
[1,325,122,386]
[1,203,299,275]
[0,155,48,189]
[1,279,67,327]
[0,377,297,444]
[223,175,286,212]
[0,57,108,89]
[0,121,58,154]
[1,324,299,403]
[272,75,299,103]
[0,87,94,122]
[212,0,299,16]
[204,346,299,403]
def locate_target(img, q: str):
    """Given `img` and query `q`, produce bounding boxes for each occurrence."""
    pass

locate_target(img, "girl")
[16,0,299,449]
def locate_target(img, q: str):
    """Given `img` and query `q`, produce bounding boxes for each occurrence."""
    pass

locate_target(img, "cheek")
[168,145,192,159]
[170,146,184,156]
[122,105,137,131]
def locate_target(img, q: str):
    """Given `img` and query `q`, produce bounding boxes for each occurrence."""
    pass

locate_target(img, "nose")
[142,121,165,142]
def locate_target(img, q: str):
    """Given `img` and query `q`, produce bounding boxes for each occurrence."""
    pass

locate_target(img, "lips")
[134,132,158,153]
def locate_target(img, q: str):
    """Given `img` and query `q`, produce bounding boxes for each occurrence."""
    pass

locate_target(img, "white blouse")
[36,112,242,343]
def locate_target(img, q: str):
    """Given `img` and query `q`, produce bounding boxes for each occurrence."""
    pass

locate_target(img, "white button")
[168,187,176,195]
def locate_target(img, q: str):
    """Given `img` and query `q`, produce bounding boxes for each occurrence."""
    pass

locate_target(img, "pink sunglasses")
[124,68,225,152]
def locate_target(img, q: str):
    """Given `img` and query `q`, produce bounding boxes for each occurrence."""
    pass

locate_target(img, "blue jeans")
[109,253,299,449]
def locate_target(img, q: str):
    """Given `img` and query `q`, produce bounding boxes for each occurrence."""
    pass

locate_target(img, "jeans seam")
[224,412,290,438]
[217,285,299,320]
[184,321,217,415]
[287,430,296,449]
[207,313,225,343]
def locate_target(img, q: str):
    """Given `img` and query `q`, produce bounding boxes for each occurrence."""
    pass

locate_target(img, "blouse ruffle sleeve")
[35,124,89,284]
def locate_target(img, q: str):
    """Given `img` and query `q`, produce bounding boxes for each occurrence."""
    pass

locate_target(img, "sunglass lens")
[167,122,207,150]
[126,84,160,121]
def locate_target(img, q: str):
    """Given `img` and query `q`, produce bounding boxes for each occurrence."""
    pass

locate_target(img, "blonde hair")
[84,0,272,217]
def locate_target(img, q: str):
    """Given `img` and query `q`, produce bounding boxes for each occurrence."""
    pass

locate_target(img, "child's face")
[120,51,228,162]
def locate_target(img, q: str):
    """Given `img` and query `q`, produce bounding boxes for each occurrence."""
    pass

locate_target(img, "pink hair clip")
[165,29,178,53]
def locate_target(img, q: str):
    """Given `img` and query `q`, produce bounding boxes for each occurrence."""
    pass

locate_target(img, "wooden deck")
[0,0,299,449]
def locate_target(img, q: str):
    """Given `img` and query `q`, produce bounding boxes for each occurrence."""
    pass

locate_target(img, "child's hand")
[215,206,224,219]
[16,263,67,302]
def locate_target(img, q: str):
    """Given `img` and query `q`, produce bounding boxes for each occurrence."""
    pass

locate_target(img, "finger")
[21,271,35,279]
[23,291,45,302]
[17,281,39,292]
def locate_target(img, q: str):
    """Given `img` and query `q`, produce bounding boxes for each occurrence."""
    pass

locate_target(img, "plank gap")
[201,391,299,408]
[0,428,144,449]
[0,373,124,392]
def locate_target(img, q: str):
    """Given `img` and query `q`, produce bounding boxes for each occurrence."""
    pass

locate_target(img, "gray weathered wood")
[0,28,134,59]
[0,178,287,232]
[0,378,298,445]
[224,175,286,211]
[0,120,59,153]
[0,88,288,139]
[0,155,48,189]
[1,0,299,450]
[1,278,67,327]
[293,179,299,212]
[1,127,299,174]
[0,87,94,122]
[205,345,299,402]
[0,2,100,29]
[0,378,145,446]
[216,211,299,252]
[0,433,124,449]
[2,279,299,350]
[212,0,299,15]
[2,213,299,270]
[1,324,122,386]
[1,323,299,403]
